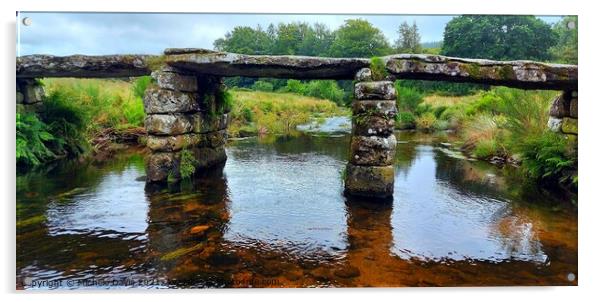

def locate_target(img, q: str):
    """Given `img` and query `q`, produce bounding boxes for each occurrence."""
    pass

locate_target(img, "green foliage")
[549,16,578,64]
[251,80,274,92]
[415,112,437,131]
[370,57,388,81]
[396,111,416,129]
[395,83,424,113]
[132,76,152,99]
[473,139,500,159]
[280,79,346,106]
[329,19,392,57]
[395,79,484,97]
[179,148,199,179]
[16,113,57,167]
[518,132,576,185]
[441,15,557,61]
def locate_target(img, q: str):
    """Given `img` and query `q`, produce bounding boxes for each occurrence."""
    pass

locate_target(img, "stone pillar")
[16,78,45,113]
[344,68,397,199]
[548,90,577,136]
[144,66,229,183]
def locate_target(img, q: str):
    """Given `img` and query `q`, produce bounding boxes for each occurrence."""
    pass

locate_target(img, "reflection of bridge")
[16,49,578,198]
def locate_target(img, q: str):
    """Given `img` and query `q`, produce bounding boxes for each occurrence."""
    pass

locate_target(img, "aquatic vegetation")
[160,242,206,261]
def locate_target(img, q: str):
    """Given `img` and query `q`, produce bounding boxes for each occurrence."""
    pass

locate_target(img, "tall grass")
[228,89,348,136]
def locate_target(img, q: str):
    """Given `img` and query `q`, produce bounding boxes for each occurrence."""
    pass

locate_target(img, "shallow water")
[16,131,577,289]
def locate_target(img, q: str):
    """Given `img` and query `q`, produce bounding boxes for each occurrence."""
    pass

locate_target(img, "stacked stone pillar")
[144,66,229,183]
[548,90,577,136]
[16,78,45,113]
[344,68,398,199]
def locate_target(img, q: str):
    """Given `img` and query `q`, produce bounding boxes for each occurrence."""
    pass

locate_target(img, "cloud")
[16,12,561,56]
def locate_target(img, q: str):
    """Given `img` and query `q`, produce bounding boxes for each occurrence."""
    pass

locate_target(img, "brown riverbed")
[16,131,577,288]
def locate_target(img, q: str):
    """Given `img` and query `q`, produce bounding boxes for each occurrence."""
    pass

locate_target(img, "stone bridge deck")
[17,48,577,90]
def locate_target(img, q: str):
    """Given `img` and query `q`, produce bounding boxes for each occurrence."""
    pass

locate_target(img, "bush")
[395,83,424,113]
[396,111,416,129]
[473,139,500,159]
[415,112,437,131]
[370,57,388,80]
[251,80,274,92]
[179,148,199,179]
[305,80,345,106]
[16,113,57,167]
[518,132,576,185]
[132,76,152,99]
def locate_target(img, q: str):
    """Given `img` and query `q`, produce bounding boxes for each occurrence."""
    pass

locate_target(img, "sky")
[16,12,563,56]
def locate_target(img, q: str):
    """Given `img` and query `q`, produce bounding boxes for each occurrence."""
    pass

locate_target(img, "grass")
[228,89,349,137]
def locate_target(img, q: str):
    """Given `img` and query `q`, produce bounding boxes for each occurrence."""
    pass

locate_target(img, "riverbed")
[16,130,577,288]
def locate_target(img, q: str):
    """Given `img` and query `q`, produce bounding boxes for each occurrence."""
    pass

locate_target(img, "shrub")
[415,112,437,131]
[16,113,57,167]
[396,111,416,129]
[518,132,576,185]
[395,83,424,113]
[433,106,448,118]
[305,80,345,106]
[282,79,307,94]
[179,148,199,179]
[251,80,274,92]
[473,138,500,159]
[132,76,152,99]
[370,56,388,80]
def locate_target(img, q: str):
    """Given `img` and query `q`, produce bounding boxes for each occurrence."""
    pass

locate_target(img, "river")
[16,128,577,288]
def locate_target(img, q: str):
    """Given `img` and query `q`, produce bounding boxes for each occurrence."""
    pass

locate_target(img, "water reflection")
[16,132,577,288]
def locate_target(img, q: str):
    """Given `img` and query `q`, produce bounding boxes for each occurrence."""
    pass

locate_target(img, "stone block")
[143,87,200,114]
[146,134,201,152]
[21,84,45,104]
[354,68,372,82]
[569,98,578,118]
[354,81,396,100]
[353,115,395,136]
[144,114,194,135]
[192,146,227,168]
[344,164,394,198]
[146,152,179,182]
[351,100,397,118]
[549,95,569,118]
[349,134,396,166]
[547,117,563,132]
[561,117,578,135]
[151,70,197,92]
[17,92,24,104]
[191,113,229,133]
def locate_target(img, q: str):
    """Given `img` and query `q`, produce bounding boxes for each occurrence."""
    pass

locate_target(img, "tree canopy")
[441,15,557,61]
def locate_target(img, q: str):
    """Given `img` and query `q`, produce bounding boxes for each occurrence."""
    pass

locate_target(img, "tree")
[213,25,272,55]
[329,19,392,58]
[549,16,578,64]
[395,21,422,53]
[441,15,557,61]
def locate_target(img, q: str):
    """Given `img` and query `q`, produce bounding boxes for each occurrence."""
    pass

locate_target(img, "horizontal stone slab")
[352,100,397,118]
[353,115,395,136]
[385,54,577,90]
[145,114,194,135]
[17,54,152,78]
[354,81,396,100]
[17,50,577,91]
[151,70,198,92]
[164,48,371,79]
[146,134,200,152]
[350,135,396,166]
[146,130,227,151]
[143,88,200,114]
[344,164,394,198]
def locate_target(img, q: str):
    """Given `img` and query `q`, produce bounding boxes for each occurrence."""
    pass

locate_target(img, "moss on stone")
[145,55,167,71]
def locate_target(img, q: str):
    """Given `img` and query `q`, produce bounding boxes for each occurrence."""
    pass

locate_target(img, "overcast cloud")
[16,12,562,56]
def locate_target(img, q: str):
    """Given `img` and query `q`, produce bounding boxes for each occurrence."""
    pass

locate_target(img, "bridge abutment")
[344,68,398,199]
[143,66,229,183]
[548,90,578,136]
[16,78,45,113]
